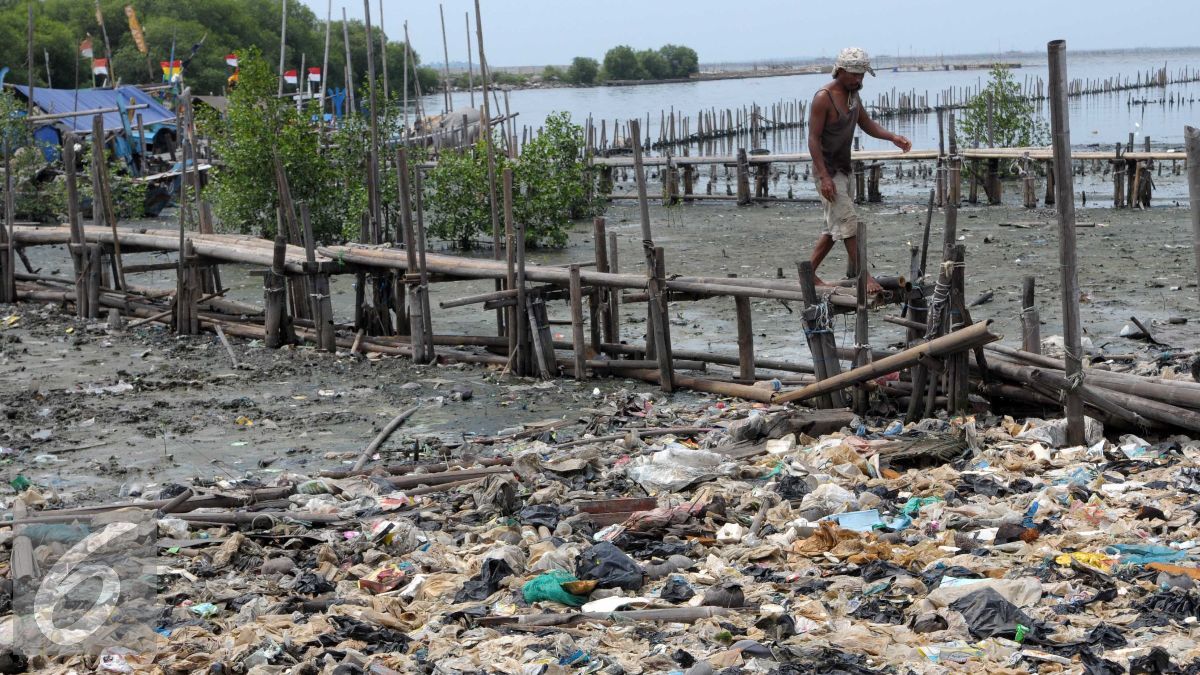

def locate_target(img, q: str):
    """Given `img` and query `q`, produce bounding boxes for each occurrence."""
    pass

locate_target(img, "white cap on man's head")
[834,47,875,76]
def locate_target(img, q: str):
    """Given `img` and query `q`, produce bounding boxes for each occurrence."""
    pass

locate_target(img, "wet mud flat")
[0,306,654,504]
[3,197,1196,505]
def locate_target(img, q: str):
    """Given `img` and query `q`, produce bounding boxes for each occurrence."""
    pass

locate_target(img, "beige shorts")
[816,171,859,241]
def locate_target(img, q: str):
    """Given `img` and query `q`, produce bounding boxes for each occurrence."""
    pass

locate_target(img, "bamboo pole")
[0,138,13,304]
[396,148,430,363]
[352,405,420,472]
[412,166,434,356]
[472,1,504,337]
[362,0,381,243]
[502,168,519,370]
[277,0,288,96]
[439,4,453,113]
[317,0,331,146]
[798,261,841,408]
[1047,39,1085,447]
[1187,126,1200,308]
[775,321,998,405]
[989,359,1200,433]
[853,220,869,413]
[569,264,587,380]
[1021,276,1041,354]
[465,12,475,109]
[341,8,355,114]
[377,0,389,101]
[629,118,673,392]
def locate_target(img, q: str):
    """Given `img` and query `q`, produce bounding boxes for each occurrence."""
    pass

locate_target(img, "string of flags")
[72,35,320,90]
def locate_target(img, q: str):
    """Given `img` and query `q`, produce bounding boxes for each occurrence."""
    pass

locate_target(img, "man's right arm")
[808,91,836,201]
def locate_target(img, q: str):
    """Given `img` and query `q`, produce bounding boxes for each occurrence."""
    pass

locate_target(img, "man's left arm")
[857,110,911,152]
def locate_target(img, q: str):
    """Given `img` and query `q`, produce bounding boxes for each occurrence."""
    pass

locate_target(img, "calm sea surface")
[421,48,1200,153]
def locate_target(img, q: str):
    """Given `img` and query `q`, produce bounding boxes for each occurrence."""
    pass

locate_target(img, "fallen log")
[988,358,1200,433]
[773,321,999,405]
[352,405,421,472]
[985,344,1200,409]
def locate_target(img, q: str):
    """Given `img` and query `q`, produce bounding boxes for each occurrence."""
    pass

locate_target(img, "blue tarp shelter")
[10,85,176,134]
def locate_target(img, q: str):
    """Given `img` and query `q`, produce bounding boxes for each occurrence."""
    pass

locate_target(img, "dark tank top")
[819,88,860,175]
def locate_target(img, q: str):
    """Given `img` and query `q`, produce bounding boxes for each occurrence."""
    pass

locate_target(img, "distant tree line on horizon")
[541,44,700,85]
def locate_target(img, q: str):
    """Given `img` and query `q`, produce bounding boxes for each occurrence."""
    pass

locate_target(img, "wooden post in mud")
[413,168,435,356]
[1021,275,1041,354]
[797,261,839,409]
[935,108,945,207]
[593,217,612,344]
[607,231,620,341]
[629,118,674,392]
[1113,144,1124,208]
[264,236,291,348]
[950,244,970,413]
[515,188,531,374]
[1022,159,1037,208]
[947,112,960,204]
[91,114,126,291]
[1186,126,1200,308]
[396,148,430,364]
[853,221,870,414]
[569,264,587,380]
[736,148,751,206]
[176,239,199,335]
[726,274,754,383]
[471,2,503,337]
[1047,39,1085,447]
[867,163,882,202]
[63,136,87,318]
[503,168,529,374]
[86,245,101,320]
[0,138,13,304]
[299,202,335,352]
[1044,160,1056,206]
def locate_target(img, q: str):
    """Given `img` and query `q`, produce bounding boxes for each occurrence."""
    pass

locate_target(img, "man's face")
[839,70,865,92]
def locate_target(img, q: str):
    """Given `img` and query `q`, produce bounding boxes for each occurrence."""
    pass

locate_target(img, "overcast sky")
[298,0,1197,67]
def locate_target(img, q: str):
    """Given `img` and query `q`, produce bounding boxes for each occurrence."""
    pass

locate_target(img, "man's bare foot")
[811,274,827,287]
[867,277,884,294]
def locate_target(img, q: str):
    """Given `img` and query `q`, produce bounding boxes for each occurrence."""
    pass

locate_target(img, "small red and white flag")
[92,58,108,76]
[80,37,94,59]
[225,54,238,68]
[307,67,321,83]
[284,69,298,86]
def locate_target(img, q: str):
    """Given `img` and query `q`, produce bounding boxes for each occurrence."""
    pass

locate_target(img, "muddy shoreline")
[4,196,1197,505]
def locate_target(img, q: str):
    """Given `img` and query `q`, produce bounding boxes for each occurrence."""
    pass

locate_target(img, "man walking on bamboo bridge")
[808,47,911,293]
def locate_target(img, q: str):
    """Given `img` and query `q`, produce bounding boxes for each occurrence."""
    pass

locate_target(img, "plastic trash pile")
[5,393,1200,674]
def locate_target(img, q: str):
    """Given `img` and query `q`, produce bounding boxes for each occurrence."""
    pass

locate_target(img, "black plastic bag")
[517,504,563,530]
[1129,647,1174,674]
[860,560,911,582]
[1082,649,1126,675]
[576,542,644,591]
[660,575,695,603]
[1135,589,1200,620]
[702,581,744,608]
[920,565,981,589]
[959,474,1006,497]
[321,616,410,654]
[454,558,513,603]
[950,587,1038,640]
[850,598,905,624]
[293,572,335,596]
[1085,624,1128,650]
[776,475,811,500]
